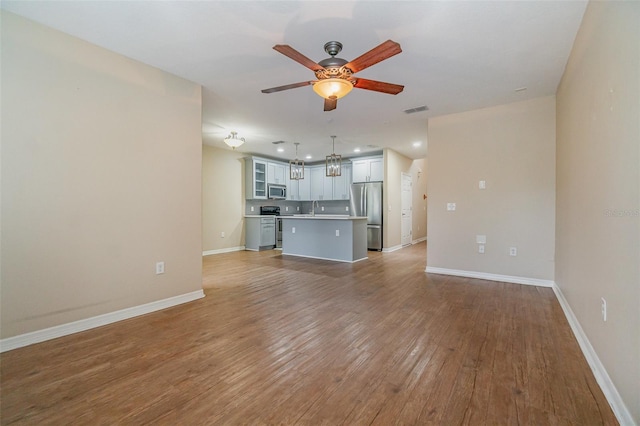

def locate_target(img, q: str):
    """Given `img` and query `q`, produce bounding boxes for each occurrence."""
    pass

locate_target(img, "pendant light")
[289,142,305,180]
[325,135,342,177]
[224,131,245,149]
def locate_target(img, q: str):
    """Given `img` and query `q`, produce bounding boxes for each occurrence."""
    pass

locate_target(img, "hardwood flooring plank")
[0,243,618,425]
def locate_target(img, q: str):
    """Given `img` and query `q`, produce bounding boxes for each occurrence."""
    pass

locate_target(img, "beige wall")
[383,149,428,249]
[427,96,556,280]
[556,1,640,422]
[202,145,245,252]
[1,12,203,338]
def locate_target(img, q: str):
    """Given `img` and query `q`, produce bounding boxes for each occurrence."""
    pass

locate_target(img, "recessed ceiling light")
[305,155,312,159]
[412,141,422,147]
[277,147,284,153]
[354,148,361,153]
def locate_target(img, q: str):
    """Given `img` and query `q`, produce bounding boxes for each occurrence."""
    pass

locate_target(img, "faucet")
[311,200,319,216]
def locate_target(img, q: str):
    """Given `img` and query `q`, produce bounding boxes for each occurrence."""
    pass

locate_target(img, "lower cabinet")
[245,216,275,250]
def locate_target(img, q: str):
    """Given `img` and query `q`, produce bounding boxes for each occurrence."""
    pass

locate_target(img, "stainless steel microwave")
[268,184,286,199]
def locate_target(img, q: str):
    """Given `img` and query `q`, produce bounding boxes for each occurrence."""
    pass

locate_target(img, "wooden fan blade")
[261,81,314,94]
[353,78,404,95]
[345,40,402,73]
[273,45,324,72]
[324,96,337,111]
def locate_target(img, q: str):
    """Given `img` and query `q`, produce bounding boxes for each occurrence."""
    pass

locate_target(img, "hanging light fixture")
[326,135,342,177]
[289,142,305,180]
[312,78,353,100]
[224,131,245,149]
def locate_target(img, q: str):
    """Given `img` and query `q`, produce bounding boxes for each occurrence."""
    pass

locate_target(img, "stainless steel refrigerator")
[350,182,383,250]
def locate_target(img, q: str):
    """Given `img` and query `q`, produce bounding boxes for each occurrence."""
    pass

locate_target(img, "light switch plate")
[476,235,486,244]
[292,227,295,234]
[447,203,456,211]
[479,180,486,189]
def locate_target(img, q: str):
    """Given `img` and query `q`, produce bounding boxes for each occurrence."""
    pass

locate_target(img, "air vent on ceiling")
[403,105,429,114]
[271,140,286,145]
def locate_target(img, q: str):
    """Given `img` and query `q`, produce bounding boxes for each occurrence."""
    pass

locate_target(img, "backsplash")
[245,199,350,215]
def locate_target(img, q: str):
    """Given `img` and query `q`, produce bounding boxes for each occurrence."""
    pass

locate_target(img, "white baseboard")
[382,244,403,253]
[424,266,554,287]
[552,284,635,426]
[412,237,427,244]
[203,246,245,256]
[0,290,205,353]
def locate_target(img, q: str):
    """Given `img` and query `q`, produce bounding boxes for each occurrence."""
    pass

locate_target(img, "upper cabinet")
[309,163,352,200]
[245,157,268,199]
[352,156,383,182]
[245,157,353,200]
[267,162,286,185]
[332,163,352,200]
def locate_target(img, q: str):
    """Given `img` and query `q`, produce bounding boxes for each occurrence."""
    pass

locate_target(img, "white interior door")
[401,173,412,246]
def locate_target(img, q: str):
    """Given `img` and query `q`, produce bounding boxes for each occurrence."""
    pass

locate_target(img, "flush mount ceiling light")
[289,142,305,180]
[326,135,342,177]
[223,131,245,149]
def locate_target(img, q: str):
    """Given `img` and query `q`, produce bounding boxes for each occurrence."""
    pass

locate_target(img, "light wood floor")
[1,243,617,425]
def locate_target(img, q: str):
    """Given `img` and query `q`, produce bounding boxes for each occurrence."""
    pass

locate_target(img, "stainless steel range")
[260,206,281,249]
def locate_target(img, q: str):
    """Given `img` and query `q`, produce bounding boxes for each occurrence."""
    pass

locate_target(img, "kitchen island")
[280,215,368,263]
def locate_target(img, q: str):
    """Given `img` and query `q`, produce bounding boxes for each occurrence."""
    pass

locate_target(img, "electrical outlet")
[221,231,225,238]
[476,235,486,244]
[292,227,296,234]
[335,230,340,237]
[509,247,517,256]
[297,206,300,211]
[156,262,165,275]
[321,206,325,211]
[478,245,485,254]
[447,203,456,211]
[250,206,254,212]
[479,180,486,189]
[601,298,607,321]
[345,206,349,212]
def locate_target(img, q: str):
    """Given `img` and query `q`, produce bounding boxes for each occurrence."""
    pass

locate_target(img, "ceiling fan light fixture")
[313,78,353,100]
[224,131,245,149]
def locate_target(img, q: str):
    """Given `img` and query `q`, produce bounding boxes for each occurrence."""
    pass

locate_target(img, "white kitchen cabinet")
[245,216,275,250]
[245,157,268,199]
[267,162,286,185]
[298,174,311,200]
[352,156,383,182]
[309,163,352,200]
[286,177,299,200]
[310,166,325,200]
[333,163,352,200]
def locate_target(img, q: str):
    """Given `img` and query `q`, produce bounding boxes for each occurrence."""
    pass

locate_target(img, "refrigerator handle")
[363,185,367,215]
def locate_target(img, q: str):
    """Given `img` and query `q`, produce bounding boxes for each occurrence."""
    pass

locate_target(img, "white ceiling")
[2,1,587,162]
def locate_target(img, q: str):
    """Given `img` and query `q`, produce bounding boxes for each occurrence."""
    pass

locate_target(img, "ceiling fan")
[262,40,404,111]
